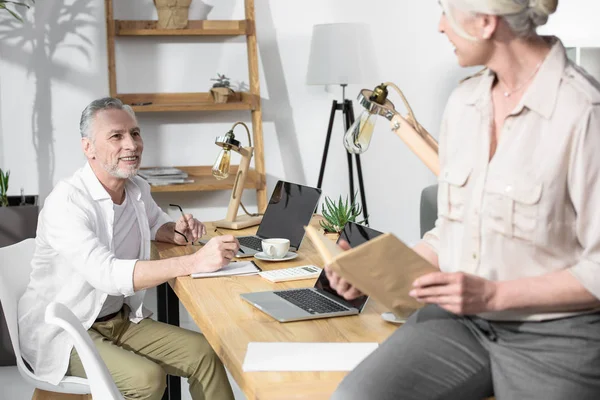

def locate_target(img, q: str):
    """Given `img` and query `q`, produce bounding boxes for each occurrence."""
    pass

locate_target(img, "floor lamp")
[306,23,378,223]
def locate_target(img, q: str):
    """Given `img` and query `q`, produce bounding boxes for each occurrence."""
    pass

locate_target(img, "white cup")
[261,238,290,259]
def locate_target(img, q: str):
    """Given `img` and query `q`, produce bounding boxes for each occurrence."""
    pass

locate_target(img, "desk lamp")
[343,83,440,176]
[211,122,262,229]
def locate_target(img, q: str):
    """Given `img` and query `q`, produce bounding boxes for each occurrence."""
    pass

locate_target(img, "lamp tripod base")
[214,214,263,230]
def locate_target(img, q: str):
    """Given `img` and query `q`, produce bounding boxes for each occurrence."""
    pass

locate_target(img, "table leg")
[157,282,181,400]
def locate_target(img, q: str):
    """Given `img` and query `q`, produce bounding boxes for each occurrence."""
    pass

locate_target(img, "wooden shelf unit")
[115,20,249,36]
[117,92,259,113]
[144,166,260,193]
[104,0,267,211]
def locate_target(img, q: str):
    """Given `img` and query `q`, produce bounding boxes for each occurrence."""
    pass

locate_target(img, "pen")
[250,260,262,272]
[213,226,244,253]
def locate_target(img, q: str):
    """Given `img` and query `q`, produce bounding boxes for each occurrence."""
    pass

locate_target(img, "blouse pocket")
[484,178,543,242]
[438,165,472,222]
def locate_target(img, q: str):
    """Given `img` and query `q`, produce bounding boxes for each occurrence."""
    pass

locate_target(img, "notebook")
[304,225,439,319]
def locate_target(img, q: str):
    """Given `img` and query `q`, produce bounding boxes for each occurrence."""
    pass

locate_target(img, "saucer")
[381,312,406,325]
[254,252,298,262]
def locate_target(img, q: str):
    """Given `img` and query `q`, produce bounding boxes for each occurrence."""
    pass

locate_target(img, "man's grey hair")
[79,97,137,139]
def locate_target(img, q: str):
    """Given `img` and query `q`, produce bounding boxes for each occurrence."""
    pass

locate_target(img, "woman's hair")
[441,0,558,40]
[79,97,136,139]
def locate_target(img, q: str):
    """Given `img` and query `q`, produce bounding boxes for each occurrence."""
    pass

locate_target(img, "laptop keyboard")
[238,236,263,251]
[275,289,348,314]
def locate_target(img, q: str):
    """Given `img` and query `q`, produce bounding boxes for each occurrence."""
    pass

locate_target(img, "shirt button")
[505,185,513,193]
[472,253,478,260]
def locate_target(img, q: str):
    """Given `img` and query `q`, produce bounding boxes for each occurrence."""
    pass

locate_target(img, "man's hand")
[190,235,240,273]
[409,272,499,315]
[324,239,364,301]
[173,214,207,245]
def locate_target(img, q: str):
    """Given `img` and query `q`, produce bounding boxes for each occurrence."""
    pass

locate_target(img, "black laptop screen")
[314,221,383,311]
[255,181,322,249]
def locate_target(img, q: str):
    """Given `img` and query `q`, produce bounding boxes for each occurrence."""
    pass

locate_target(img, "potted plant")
[210,73,235,104]
[0,168,38,247]
[319,194,366,241]
[153,0,192,29]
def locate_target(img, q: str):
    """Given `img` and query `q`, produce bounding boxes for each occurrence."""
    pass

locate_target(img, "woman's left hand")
[409,272,499,315]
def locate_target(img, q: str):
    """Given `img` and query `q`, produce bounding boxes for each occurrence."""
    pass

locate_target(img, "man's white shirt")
[97,192,142,318]
[18,163,171,384]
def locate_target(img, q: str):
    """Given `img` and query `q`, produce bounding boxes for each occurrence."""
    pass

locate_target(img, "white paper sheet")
[242,342,379,372]
[190,261,260,278]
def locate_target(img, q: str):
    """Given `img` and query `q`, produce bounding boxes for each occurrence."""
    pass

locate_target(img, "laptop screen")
[256,181,322,249]
[314,221,383,311]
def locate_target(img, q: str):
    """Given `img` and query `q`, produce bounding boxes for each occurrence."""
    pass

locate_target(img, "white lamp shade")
[306,23,378,86]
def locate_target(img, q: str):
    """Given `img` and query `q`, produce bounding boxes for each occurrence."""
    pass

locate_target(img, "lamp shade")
[306,23,377,85]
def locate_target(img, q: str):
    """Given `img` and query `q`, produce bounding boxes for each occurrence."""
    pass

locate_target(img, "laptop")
[240,221,383,322]
[235,180,322,257]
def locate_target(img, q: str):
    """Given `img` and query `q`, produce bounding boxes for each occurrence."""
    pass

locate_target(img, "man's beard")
[100,158,140,179]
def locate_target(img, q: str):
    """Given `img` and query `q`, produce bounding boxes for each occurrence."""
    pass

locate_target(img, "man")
[18,97,239,400]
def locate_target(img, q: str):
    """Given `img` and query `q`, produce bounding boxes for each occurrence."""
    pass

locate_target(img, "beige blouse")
[423,38,600,321]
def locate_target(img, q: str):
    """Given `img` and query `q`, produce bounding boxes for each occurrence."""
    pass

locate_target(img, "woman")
[329,1,600,399]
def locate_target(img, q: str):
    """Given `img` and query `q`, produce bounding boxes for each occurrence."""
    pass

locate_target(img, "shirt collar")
[82,162,142,202]
[519,37,565,119]
[465,37,566,119]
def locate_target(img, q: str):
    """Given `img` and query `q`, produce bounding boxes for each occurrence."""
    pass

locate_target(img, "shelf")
[143,165,261,193]
[118,92,259,112]
[115,20,250,36]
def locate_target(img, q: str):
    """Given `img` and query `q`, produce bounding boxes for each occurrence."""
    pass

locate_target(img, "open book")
[305,225,439,318]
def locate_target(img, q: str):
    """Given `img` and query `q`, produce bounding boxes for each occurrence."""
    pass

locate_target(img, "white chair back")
[0,239,90,394]
[45,302,123,400]
[0,239,40,377]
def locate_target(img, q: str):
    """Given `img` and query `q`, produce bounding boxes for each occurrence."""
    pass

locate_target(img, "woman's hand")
[409,271,499,315]
[324,239,364,301]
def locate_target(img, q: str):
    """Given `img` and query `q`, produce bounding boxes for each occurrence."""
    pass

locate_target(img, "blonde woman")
[329,1,600,398]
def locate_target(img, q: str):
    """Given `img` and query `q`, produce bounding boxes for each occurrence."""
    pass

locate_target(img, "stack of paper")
[242,342,379,372]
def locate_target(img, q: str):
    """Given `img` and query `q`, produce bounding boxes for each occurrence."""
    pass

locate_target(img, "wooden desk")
[152,216,398,400]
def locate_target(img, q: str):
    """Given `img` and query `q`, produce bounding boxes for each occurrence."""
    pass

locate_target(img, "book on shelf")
[138,167,188,179]
[138,167,192,186]
[304,225,438,318]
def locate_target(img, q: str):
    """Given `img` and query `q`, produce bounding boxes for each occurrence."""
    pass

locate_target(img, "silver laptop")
[240,222,383,322]
[235,180,322,257]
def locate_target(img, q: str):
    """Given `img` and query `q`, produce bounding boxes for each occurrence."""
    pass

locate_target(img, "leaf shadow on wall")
[0,0,96,201]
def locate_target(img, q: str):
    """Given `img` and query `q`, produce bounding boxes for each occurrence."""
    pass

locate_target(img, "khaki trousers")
[67,307,234,400]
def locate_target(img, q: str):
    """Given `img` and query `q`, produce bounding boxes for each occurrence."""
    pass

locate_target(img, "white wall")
[0,0,597,244]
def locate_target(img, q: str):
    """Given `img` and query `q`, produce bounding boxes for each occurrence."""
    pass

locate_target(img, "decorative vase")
[324,231,340,243]
[210,87,233,103]
[154,0,192,29]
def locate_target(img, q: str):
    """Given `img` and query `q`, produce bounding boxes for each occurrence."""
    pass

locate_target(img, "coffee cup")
[261,238,290,259]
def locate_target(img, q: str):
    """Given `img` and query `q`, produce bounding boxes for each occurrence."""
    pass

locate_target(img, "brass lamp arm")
[384,82,432,142]
[382,82,440,176]
[231,121,252,147]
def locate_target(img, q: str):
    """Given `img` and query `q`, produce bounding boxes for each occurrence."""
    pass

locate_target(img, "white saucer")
[254,252,298,262]
[381,312,406,325]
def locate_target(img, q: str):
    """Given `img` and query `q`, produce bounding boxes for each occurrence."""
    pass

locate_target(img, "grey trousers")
[331,305,600,400]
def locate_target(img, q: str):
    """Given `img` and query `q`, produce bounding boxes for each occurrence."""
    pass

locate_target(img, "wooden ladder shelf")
[104,0,267,211]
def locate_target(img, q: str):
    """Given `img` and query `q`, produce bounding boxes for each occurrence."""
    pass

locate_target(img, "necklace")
[499,62,542,97]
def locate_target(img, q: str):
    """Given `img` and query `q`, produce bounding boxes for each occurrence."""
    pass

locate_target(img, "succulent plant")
[210,73,232,88]
[0,168,10,207]
[319,194,366,234]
